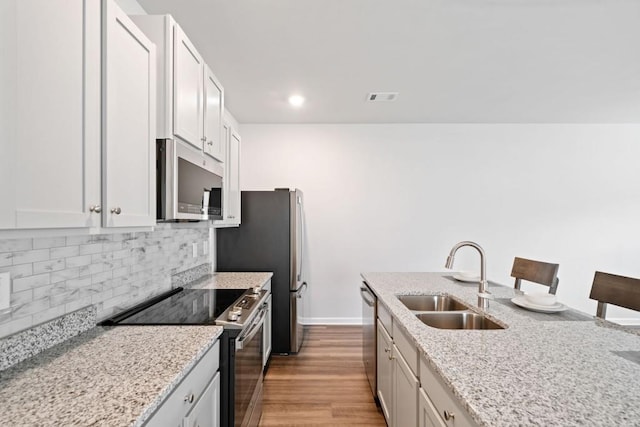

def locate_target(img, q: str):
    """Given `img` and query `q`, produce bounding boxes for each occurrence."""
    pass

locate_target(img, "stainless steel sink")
[416,312,505,330]
[397,294,468,312]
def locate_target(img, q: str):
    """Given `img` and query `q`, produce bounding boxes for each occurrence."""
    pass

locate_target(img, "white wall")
[239,124,640,324]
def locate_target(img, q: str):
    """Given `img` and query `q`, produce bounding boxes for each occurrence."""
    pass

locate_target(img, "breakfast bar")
[362,272,640,426]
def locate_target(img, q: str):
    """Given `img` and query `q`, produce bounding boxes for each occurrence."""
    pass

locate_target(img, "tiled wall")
[0,223,212,339]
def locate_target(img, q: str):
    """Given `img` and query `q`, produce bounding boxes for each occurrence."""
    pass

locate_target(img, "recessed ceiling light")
[288,95,305,108]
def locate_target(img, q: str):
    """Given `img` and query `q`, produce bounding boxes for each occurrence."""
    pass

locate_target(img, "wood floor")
[259,325,387,427]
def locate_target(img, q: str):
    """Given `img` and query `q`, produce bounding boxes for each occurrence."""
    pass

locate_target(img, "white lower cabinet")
[419,388,447,427]
[419,356,476,427]
[377,316,419,427]
[184,372,220,427]
[376,320,393,423]
[145,341,220,427]
[393,343,419,427]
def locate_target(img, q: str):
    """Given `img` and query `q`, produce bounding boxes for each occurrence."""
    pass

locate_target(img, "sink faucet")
[445,241,491,310]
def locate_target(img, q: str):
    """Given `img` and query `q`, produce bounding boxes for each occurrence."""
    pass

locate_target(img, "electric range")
[100,286,269,427]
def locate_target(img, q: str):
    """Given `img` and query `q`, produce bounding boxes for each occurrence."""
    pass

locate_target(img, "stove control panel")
[217,288,269,328]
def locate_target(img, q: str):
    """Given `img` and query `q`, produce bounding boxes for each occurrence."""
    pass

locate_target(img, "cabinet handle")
[384,347,390,353]
[228,215,235,219]
[389,354,395,360]
[201,136,206,142]
[443,410,455,421]
[89,205,101,213]
[208,140,213,146]
[110,207,122,215]
[184,393,195,404]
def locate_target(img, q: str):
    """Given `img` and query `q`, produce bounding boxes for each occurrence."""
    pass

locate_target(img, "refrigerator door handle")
[297,194,305,283]
[297,282,308,298]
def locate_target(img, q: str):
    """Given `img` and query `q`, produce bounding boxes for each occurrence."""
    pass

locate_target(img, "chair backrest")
[510,257,560,294]
[589,271,640,319]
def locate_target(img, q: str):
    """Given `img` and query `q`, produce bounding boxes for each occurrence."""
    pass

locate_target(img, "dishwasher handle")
[360,285,375,307]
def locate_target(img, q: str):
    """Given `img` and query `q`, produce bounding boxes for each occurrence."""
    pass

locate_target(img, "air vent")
[367,92,398,102]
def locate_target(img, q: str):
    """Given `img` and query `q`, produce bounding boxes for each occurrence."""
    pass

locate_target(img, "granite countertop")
[362,272,640,427]
[0,325,223,426]
[188,272,273,289]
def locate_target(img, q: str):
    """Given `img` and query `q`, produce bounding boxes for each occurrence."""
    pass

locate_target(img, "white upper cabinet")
[0,0,101,230]
[173,24,204,150]
[203,66,224,162]
[131,15,225,158]
[102,0,156,227]
[226,129,241,223]
[214,113,241,228]
[0,0,156,231]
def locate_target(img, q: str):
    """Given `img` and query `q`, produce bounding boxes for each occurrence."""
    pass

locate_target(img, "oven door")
[235,307,266,427]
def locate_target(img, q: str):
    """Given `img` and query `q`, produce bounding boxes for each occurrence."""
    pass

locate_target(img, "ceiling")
[135,0,640,124]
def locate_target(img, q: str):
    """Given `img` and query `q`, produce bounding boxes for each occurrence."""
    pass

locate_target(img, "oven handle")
[236,306,267,351]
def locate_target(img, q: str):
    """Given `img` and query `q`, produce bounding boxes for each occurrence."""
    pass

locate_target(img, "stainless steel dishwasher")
[360,282,377,400]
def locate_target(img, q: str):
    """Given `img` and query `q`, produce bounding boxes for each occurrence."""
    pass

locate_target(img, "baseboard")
[607,317,640,326]
[302,317,362,325]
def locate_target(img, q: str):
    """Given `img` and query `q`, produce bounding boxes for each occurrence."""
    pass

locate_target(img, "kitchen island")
[363,272,640,426]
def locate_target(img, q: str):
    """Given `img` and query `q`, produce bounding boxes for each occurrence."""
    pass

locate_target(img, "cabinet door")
[173,24,204,150]
[393,344,418,427]
[420,357,476,427]
[419,388,447,427]
[184,371,220,427]
[377,321,393,425]
[203,66,224,162]
[103,0,156,227]
[225,129,241,224]
[1,0,101,229]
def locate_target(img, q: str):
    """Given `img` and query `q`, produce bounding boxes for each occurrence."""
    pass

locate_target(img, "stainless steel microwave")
[157,139,223,221]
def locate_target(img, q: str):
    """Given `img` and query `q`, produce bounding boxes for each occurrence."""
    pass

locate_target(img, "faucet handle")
[478,290,493,299]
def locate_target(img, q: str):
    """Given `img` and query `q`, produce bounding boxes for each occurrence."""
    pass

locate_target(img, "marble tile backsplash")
[0,223,212,339]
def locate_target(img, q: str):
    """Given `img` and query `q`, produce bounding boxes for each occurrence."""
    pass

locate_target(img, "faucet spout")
[444,241,490,309]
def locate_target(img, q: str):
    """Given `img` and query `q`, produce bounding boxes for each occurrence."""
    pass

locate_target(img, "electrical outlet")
[0,272,11,311]
[192,243,198,258]
[203,241,208,255]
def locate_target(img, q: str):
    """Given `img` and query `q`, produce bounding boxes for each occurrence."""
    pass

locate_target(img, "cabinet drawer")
[419,356,476,427]
[377,301,393,337]
[393,323,418,377]
[145,340,220,426]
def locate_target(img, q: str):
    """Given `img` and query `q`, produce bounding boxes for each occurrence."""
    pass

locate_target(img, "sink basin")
[416,312,505,330]
[397,295,468,312]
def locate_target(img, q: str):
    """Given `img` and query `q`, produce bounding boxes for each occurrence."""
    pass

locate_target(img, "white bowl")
[457,271,478,279]
[525,292,557,306]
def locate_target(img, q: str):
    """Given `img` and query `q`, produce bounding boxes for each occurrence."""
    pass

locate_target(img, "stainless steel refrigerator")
[216,189,308,354]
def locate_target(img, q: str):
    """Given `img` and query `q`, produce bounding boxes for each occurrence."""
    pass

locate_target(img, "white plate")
[452,274,480,283]
[511,296,567,313]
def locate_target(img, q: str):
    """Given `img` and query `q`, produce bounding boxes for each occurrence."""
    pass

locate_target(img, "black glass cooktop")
[103,288,246,325]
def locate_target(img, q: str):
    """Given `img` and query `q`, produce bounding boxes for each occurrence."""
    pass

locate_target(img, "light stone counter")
[188,272,273,289]
[0,324,223,426]
[362,272,640,427]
